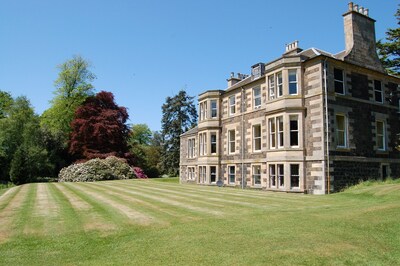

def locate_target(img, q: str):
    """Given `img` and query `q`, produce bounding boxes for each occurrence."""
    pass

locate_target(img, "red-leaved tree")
[69,91,132,163]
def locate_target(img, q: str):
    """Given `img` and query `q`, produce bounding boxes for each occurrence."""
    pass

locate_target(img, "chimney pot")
[348,2,353,11]
[354,4,358,12]
[359,6,364,14]
[364,8,369,16]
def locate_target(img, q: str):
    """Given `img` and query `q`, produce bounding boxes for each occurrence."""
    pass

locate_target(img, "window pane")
[229,96,235,115]
[269,165,276,187]
[254,87,261,107]
[278,117,284,147]
[211,100,217,118]
[229,166,235,183]
[253,125,261,151]
[210,166,216,183]
[336,115,346,147]
[229,130,235,153]
[211,134,217,154]
[253,165,261,185]
[334,68,344,94]
[269,118,276,148]
[290,164,299,188]
[374,80,382,103]
[269,76,275,100]
[277,73,283,97]
[290,118,298,147]
[278,164,284,187]
[288,70,297,95]
[376,121,385,150]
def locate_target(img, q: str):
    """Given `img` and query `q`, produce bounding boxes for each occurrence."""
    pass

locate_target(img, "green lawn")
[0,179,399,265]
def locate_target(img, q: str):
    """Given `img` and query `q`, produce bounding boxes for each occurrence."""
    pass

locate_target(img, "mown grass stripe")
[92,182,207,222]
[93,181,224,216]
[140,180,314,201]
[13,184,37,236]
[0,185,28,242]
[62,182,130,228]
[125,183,227,208]
[0,186,22,212]
[130,181,305,210]
[83,182,183,225]
[47,183,83,233]
[72,182,156,226]
[53,183,117,233]
[126,182,282,211]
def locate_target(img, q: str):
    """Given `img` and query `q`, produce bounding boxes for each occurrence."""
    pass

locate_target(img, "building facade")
[179,3,400,194]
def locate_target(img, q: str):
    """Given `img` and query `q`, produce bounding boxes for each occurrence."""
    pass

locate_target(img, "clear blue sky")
[0,0,397,131]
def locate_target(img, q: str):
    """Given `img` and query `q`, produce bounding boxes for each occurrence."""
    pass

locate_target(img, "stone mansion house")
[179,3,400,194]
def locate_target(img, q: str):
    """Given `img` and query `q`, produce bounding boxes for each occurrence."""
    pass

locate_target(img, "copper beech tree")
[69,91,132,163]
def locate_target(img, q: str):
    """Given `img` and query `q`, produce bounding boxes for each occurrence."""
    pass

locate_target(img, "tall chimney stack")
[342,2,385,73]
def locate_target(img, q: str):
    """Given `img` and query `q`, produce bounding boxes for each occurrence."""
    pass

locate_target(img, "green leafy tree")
[377,6,400,76]
[0,96,53,183]
[41,55,96,144]
[129,125,162,177]
[129,124,152,146]
[0,91,13,118]
[161,90,197,176]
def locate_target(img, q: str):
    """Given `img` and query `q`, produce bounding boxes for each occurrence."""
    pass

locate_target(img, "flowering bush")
[132,167,148,179]
[58,156,136,182]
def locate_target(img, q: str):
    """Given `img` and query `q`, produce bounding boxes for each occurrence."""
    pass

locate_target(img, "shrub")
[58,156,137,182]
[132,167,148,179]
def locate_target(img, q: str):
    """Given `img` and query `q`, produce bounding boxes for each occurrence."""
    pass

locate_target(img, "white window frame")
[253,87,261,108]
[199,132,207,156]
[336,114,347,148]
[269,164,276,188]
[228,165,235,184]
[229,95,236,116]
[268,75,275,100]
[210,166,217,183]
[334,68,345,95]
[252,165,261,186]
[277,116,284,148]
[269,118,276,149]
[376,120,386,151]
[228,130,235,154]
[290,164,300,189]
[211,100,218,118]
[187,167,195,180]
[198,166,207,184]
[187,138,196,158]
[289,115,299,147]
[253,124,262,152]
[374,80,383,103]
[278,164,284,188]
[277,72,283,97]
[288,70,298,95]
[210,132,217,154]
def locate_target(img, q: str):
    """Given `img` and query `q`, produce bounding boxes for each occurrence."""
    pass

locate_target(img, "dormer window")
[252,63,265,79]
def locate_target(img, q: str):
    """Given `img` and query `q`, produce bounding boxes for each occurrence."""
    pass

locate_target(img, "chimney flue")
[348,2,353,11]
[342,2,385,72]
